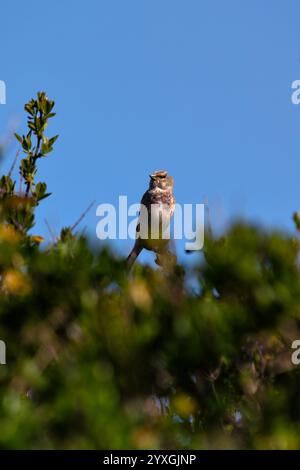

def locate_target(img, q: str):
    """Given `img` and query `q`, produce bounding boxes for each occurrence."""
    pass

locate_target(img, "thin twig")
[44,218,57,243]
[8,149,20,178]
[70,200,95,232]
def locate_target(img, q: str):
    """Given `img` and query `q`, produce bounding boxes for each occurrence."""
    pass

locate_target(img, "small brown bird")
[127,170,176,269]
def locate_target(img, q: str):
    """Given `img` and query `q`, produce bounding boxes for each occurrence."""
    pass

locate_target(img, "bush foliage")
[0,94,300,449]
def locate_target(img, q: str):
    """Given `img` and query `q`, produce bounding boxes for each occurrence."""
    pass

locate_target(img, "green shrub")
[0,94,299,449]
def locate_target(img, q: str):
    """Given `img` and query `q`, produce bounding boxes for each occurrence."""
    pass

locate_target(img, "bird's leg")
[154,240,177,272]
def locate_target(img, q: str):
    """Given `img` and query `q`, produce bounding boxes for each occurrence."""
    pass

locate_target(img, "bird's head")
[149,170,174,190]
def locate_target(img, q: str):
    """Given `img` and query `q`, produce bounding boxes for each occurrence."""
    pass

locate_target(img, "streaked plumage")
[127,170,175,269]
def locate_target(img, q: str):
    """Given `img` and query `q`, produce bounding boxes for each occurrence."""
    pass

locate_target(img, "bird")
[127,170,176,270]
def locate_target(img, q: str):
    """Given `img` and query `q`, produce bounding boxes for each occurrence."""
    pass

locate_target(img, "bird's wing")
[135,191,151,234]
[140,190,152,208]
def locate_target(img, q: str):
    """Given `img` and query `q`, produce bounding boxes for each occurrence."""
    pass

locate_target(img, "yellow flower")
[129,280,152,311]
[131,426,158,449]
[30,235,44,244]
[172,393,197,418]
[0,224,21,244]
[3,269,30,295]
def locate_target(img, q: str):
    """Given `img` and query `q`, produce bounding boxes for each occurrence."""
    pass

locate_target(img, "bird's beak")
[149,174,155,180]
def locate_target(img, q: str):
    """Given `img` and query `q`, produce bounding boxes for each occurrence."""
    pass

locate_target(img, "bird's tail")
[126,243,142,270]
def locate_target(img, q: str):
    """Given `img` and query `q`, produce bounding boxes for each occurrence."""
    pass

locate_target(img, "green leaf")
[49,135,59,146]
[14,133,22,144]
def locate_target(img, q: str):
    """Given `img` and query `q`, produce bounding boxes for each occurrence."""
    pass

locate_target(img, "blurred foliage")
[0,94,300,450]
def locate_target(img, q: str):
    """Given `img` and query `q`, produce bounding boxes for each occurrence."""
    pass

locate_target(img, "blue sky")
[0,0,300,263]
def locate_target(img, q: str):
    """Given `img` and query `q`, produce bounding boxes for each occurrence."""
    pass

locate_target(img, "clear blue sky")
[0,0,300,262]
